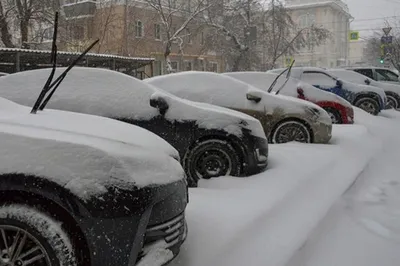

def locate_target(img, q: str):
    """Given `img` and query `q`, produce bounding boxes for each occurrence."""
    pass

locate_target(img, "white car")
[347,66,400,84]
[329,68,400,109]
[145,71,333,144]
[268,67,387,115]
[0,96,188,266]
[224,71,354,124]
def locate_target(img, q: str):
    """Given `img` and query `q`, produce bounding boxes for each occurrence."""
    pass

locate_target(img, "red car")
[224,72,354,124]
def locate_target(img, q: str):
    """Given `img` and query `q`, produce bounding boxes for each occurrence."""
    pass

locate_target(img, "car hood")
[0,97,180,160]
[150,91,267,139]
[342,80,386,98]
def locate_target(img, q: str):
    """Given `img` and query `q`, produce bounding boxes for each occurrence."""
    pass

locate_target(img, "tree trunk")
[0,2,14,47]
[20,18,29,48]
[164,42,172,74]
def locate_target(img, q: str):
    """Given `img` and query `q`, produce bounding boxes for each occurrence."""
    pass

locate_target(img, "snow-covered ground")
[170,108,400,266]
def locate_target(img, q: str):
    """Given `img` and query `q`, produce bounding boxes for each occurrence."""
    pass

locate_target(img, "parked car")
[0,67,268,187]
[0,96,188,266]
[268,67,387,115]
[330,68,400,109]
[224,71,354,124]
[347,66,400,84]
[145,71,332,144]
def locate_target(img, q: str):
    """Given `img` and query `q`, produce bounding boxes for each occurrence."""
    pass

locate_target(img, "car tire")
[323,107,343,124]
[386,94,399,110]
[354,97,380,115]
[0,204,77,266]
[271,120,312,144]
[183,139,241,187]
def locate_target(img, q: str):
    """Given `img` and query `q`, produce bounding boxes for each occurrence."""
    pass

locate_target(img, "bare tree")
[143,0,212,73]
[0,0,14,47]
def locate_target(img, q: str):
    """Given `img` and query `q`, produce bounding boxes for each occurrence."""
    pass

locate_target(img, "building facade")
[348,40,367,66]
[60,0,224,76]
[282,0,353,68]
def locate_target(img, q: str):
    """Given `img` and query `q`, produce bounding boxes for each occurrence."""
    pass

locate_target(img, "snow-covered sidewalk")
[287,109,400,266]
[171,108,390,266]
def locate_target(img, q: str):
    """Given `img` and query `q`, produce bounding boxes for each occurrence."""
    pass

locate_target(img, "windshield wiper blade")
[267,67,288,93]
[39,39,99,111]
[276,60,295,95]
[30,12,59,114]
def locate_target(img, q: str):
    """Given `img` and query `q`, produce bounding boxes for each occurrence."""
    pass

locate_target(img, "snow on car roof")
[0,97,185,198]
[224,72,351,107]
[146,71,325,114]
[0,68,266,139]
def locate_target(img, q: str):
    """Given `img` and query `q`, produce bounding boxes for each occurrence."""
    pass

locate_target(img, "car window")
[375,69,399,82]
[353,69,374,79]
[301,71,337,87]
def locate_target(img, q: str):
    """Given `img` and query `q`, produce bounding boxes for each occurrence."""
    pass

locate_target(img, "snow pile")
[0,68,265,139]
[170,108,389,266]
[145,71,330,121]
[0,98,185,199]
[137,240,174,266]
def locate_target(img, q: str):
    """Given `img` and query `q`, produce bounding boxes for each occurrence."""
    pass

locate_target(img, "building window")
[135,20,143,38]
[184,61,192,71]
[209,62,218,73]
[154,24,161,40]
[170,61,178,72]
[298,14,315,28]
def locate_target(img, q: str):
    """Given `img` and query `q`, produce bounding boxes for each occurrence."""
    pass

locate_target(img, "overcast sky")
[345,0,400,37]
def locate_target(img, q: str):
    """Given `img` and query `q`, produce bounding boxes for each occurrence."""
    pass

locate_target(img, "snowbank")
[170,108,384,266]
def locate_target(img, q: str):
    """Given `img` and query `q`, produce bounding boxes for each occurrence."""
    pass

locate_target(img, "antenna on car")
[39,39,99,111]
[30,12,59,114]
[276,60,295,95]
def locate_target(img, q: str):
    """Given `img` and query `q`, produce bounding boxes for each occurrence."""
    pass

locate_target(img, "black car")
[0,67,268,187]
[0,96,188,266]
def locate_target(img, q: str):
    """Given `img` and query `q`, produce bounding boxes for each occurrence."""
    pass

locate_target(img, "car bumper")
[241,134,269,175]
[313,122,332,143]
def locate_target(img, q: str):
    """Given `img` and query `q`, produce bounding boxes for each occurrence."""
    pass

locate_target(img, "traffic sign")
[349,31,359,41]
[383,27,392,36]
[381,36,393,44]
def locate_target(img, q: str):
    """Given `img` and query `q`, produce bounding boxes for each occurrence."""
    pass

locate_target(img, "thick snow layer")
[330,68,400,94]
[145,71,331,125]
[0,68,265,139]
[224,71,353,108]
[0,98,185,199]
[169,107,398,266]
[286,109,400,266]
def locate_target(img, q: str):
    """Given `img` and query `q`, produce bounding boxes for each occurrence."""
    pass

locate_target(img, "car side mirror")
[365,79,371,85]
[246,91,262,103]
[336,79,343,86]
[150,96,169,115]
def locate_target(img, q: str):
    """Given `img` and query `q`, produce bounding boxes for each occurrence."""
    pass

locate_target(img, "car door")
[352,68,375,80]
[375,68,400,83]
[300,71,344,97]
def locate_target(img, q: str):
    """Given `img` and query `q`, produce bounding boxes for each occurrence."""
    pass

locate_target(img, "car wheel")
[271,120,312,144]
[0,204,76,266]
[323,107,343,124]
[354,97,380,115]
[386,95,399,109]
[183,139,241,187]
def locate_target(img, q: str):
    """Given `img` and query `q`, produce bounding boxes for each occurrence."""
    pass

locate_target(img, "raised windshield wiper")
[30,12,59,114]
[39,39,99,111]
[276,60,295,95]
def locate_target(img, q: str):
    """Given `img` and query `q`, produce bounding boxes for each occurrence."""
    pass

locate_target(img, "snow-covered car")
[330,68,400,109]
[347,66,400,84]
[268,67,387,116]
[0,72,8,77]
[0,67,268,187]
[224,71,354,124]
[0,96,188,266]
[145,71,333,144]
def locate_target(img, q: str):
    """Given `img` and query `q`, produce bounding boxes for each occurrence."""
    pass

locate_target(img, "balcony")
[63,0,97,19]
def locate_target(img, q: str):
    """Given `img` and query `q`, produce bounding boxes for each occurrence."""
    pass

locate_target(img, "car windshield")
[376,69,399,82]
